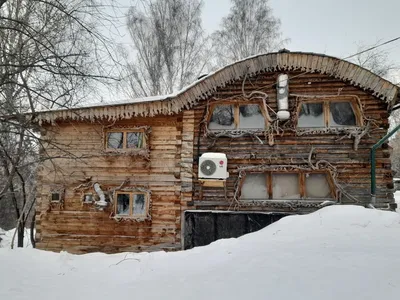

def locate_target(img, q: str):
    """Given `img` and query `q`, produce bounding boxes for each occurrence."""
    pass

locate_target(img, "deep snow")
[1,205,400,300]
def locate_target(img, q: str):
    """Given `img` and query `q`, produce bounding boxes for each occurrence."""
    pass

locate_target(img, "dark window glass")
[107,132,123,149]
[329,102,356,126]
[51,193,60,201]
[208,105,235,130]
[127,132,143,148]
[133,194,146,216]
[116,193,130,215]
[238,104,265,129]
[297,103,324,127]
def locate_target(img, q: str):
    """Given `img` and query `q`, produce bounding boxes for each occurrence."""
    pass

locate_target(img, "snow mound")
[0,206,400,300]
[0,228,34,249]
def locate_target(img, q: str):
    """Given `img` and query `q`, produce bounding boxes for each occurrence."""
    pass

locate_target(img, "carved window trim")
[206,101,269,133]
[103,126,151,156]
[112,187,152,221]
[49,185,65,203]
[238,171,336,201]
[296,98,363,129]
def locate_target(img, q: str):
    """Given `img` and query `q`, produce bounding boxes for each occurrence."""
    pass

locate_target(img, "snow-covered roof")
[34,51,400,124]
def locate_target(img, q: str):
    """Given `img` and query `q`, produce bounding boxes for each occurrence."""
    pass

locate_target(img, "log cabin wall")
[191,71,394,212]
[35,115,184,253]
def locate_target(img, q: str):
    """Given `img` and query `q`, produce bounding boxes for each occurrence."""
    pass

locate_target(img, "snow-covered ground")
[0,228,34,249]
[1,205,400,300]
[394,190,400,213]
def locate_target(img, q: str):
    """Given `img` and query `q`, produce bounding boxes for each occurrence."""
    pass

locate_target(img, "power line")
[343,36,400,60]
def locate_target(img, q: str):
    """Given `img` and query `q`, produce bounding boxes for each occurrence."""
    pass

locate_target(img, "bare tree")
[122,0,210,97]
[211,0,287,66]
[0,0,119,247]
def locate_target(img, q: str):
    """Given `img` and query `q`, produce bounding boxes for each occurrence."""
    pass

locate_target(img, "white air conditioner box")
[198,153,228,179]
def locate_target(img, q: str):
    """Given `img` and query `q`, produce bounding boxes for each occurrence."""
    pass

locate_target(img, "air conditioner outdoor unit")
[198,153,229,180]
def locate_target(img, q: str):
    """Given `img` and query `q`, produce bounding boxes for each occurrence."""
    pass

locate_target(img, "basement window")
[105,128,146,151]
[49,185,65,203]
[115,191,150,219]
[297,100,360,128]
[208,103,266,131]
[239,171,334,201]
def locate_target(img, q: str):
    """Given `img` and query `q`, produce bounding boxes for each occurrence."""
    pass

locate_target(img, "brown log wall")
[36,116,184,253]
[191,71,394,212]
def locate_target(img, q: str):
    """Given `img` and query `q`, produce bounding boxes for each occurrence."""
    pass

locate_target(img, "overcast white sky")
[114,0,400,82]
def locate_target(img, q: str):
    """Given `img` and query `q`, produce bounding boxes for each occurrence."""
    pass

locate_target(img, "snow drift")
[1,205,400,300]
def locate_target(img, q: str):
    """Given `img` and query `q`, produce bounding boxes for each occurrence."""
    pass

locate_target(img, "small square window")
[83,193,94,203]
[208,104,235,130]
[272,173,300,199]
[127,132,144,148]
[298,103,324,127]
[240,173,268,200]
[238,104,265,130]
[51,193,60,202]
[305,173,333,199]
[107,132,124,149]
[329,102,356,127]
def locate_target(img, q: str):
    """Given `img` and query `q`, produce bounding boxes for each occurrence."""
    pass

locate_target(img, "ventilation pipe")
[94,182,108,208]
[276,74,290,120]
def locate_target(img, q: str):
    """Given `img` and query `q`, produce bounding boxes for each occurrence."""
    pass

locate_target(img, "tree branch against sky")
[121,0,210,98]
[211,0,287,66]
[0,0,120,247]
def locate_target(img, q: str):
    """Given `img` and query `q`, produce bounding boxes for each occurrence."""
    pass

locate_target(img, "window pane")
[107,132,123,149]
[127,132,143,148]
[240,173,268,200]
[329,102,356,126]
[51,193,60,201]
[305,173,333,199]
[208,104,235,130]
[116,193,130,215]
[133,194,146,216]
[272,174,300,199]
[297,103,324,127]
[238,104,265,130]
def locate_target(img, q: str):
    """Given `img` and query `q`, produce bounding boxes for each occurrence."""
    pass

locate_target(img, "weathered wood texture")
[191,71,394,212]
[35,68,396,254]
[36,116,184,253]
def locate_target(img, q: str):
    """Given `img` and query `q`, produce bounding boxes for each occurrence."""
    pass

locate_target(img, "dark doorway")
[183,211,291,249]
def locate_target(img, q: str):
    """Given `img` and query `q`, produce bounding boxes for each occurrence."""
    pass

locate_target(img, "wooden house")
[33,52,400,253]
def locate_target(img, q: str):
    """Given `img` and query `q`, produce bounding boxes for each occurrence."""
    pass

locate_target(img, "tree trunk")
[30,212,36,248]
[17,224,24,247]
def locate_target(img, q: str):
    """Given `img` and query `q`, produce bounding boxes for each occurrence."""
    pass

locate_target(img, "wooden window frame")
[104,128,147,152]
[296,98,362,128]
[49,185,65,203]
[206,101,269,131]
[239,171,336,201]
[114,191,150,220]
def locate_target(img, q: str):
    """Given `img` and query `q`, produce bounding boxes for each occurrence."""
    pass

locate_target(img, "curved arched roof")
[36,51,399,123]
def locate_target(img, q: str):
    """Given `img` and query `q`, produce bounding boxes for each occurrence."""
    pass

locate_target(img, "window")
[239,171,334,200]
[83,193,94,203]
[51,192,61,202]
[105,129,145,151]
[297,100,360,128]
[208,103,266,131]
[115,191,149,219]
[49,185,65,203]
